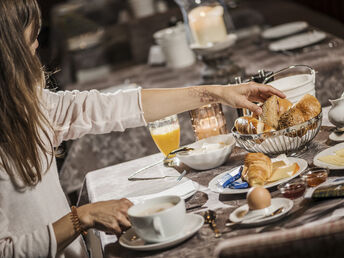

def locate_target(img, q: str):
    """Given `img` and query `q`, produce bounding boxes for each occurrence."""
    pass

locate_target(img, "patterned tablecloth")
[59,29,344,195]
[80,123,344,258]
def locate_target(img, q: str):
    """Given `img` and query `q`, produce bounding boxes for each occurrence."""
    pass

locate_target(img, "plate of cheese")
[314,143,344,170]
[208,153,308,194]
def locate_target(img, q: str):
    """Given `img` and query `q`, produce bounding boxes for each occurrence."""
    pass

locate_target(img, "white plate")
[119,214,204,251]
[229,198,293,226]
[329,132,344,142]
[313,142,344,170]
[208,157,308,194]
[269,31,326,51]
[262,21,308,39]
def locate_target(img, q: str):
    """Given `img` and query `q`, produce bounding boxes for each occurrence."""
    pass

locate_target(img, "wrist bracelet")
[70,206,88,237]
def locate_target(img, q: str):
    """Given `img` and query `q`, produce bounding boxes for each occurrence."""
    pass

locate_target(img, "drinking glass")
[148,115,180,157]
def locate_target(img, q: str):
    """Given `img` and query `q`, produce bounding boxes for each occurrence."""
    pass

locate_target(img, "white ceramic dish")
[329,132,344,142]
[262,21,308,39]
[229,198,293,226]
[313,142,344,170]
[177,134,236,170]
[208,157,308,194]
[269,31,326,51]
[119,213,204,251]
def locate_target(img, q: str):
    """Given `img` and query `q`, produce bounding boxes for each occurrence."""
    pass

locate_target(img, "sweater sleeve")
[0,209,57,258]
[42,87,147,147]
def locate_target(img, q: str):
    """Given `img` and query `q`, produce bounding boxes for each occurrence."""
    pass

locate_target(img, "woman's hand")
[220,82,286,116]
[77,198,133,236]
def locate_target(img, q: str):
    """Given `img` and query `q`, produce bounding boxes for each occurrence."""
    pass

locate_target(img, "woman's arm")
[141,82,285,122]
[53,199,132,253]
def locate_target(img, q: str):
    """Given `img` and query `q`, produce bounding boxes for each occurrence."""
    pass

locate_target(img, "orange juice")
[150,126,180,156]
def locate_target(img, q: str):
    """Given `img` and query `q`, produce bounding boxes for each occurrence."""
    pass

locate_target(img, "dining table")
[77,107,344,258]
[59,25,344,197]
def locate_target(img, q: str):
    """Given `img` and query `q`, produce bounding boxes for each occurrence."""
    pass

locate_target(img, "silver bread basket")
[232,111,322,156]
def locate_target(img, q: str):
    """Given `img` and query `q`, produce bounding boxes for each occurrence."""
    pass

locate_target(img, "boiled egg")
[247,187,271,210]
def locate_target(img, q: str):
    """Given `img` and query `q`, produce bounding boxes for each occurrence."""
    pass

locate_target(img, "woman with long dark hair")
[0,0,284,257]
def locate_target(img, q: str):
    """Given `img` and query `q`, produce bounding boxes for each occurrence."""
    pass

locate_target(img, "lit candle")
[196,116,222,139]
[188,5,228,46]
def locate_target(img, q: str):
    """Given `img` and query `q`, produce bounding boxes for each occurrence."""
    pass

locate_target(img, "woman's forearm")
[52,199,132,253]
[53,212,79,253]
[53,204,91,253]
[141,83,286,122]
[141,86,223,122]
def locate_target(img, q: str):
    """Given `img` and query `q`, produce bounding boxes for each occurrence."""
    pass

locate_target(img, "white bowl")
[176,134,236,170]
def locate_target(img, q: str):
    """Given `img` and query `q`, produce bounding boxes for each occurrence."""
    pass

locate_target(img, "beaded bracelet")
[70,206,88,237]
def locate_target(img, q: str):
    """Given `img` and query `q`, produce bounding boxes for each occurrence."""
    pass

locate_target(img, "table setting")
[79,71,344,258]
[57,1,344,256]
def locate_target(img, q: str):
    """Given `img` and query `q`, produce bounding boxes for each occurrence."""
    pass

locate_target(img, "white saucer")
[229,198,293,226]
[208,157,308,194]
[262,21,308,39]
[119,214,204,251]
[313,142,344,170]
[329,132,344,142]
[269,31,326,51]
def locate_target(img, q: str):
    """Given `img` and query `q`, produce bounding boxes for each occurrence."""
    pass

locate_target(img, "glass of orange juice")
[148,115,180,157]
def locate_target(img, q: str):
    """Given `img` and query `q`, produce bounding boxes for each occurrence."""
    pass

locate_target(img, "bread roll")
[278,94,321,130]
[234,116,274,134]
[261,96,292,128]
[242,153,272,186]
[295,94,321,121]
[277,108,304,130]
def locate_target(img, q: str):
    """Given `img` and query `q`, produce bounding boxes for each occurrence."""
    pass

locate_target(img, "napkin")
[128,180,197,205]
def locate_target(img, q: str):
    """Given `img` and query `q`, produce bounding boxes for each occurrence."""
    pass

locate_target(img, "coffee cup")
[128,195,186,243]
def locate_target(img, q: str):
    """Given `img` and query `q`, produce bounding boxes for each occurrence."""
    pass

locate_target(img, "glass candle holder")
[190,103,228,140]
[175,0,235,46]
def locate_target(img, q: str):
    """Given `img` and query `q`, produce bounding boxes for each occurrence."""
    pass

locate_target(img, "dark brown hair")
[0,0,53,187]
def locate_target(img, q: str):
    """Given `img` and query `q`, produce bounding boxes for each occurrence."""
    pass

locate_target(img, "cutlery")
[128,159,164,180]
[204,210,222,238]
[176,170,187,182]
[186,204,207,211]
[225,207,285,227]
[127,147,194,181]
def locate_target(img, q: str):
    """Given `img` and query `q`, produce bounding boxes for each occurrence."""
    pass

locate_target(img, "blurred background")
[38,0,344,89]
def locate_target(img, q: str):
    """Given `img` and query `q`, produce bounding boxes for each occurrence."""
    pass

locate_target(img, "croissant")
[261,95,292,128]
[234,116,275,135]
[242,153,272,186]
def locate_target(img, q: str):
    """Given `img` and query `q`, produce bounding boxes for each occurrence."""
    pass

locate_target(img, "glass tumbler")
[148,114,181,157]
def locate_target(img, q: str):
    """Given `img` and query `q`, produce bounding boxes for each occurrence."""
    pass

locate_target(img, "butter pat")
[318,148,344,166]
